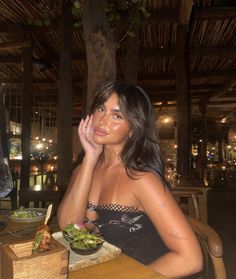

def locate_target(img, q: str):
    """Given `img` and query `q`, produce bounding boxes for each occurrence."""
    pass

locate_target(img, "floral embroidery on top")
[99,213,143,232]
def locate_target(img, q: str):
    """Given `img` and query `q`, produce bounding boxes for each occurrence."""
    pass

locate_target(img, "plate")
[8,208,47,222]
[52,231,121,271]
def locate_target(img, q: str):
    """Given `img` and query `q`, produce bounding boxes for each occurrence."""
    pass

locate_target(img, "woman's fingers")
[78,115,94,143]
[79,115,90,135]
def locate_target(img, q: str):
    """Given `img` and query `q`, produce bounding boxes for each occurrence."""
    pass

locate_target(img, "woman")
[57,81,203,278]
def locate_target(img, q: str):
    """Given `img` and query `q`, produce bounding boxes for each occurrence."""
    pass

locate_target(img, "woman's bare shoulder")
[130,171,167,197]
[133,171,165,188]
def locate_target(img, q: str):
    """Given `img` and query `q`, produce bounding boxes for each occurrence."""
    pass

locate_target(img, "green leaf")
[42,9,49,19]
[127,31,136,37]
[44,19,51,26]
[139,6,151,18]
[115,14,121,20]
[27,18,33,25]
[74,0,81,9]
[74,21,82,28]
[34,19,43,27]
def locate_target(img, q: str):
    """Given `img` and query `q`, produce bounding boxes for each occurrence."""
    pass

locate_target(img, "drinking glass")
[0,158,13,198]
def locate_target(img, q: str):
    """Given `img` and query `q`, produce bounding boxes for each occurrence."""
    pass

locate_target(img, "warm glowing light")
[42,138,46,141]
[36,143,43,149]
[174,144,177,149]
[199,139,202,142]
[36,136,39,140]
[227,145,231,149]
[221,118,227,123]
[49,139,53,143]
[34,184,41,191]
[163,117,171,123]
[53,156,58,160]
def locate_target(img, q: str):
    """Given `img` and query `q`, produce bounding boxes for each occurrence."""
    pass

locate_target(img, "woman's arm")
[134,173,203,278]
[57,115,103,229]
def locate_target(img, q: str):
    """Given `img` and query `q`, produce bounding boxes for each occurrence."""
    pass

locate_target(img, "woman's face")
[92,93,131,146]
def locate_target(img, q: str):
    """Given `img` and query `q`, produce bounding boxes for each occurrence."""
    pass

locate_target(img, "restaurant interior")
[0,0,236,278]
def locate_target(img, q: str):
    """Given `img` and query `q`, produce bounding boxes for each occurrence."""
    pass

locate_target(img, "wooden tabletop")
[0,214,167,279]
[69,253,167,279]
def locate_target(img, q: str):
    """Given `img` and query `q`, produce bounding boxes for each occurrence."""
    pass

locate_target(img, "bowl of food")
[8,207,46,222]
[63,223,103,255]
[70,241,103,255]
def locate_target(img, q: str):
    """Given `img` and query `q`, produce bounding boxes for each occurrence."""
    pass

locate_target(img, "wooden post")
[0,87,9,158]
[175,24,191,180]
[57,0,73,189]
[199,102,208,183]
[124,7,139,83]
[217,126,223,163]
[20,47,32,190]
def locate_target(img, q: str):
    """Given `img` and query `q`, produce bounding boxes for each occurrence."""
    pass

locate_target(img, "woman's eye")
[97,106,104,112]
[113,114,122,120]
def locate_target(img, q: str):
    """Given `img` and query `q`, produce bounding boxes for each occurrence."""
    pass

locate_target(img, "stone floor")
[207,182,236,279]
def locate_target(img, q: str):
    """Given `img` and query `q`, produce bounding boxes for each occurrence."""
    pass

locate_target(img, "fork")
[5,230,29,238]
[0,226,38,238]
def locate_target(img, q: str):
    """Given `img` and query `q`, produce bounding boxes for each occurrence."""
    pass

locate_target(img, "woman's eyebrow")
[111,108,121,113]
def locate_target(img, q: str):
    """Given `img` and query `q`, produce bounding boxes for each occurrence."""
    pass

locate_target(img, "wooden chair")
[188,217,226,279]
[172,187,211,223]
[18,188,62,215]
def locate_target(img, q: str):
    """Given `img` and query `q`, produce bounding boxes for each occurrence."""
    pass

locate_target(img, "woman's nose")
[98,114,107,126]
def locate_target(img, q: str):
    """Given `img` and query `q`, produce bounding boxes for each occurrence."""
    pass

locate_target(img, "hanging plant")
[26,0,151,36]
[27,0,54,27]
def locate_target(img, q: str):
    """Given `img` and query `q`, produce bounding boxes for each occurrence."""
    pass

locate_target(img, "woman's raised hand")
[78,115,103,162]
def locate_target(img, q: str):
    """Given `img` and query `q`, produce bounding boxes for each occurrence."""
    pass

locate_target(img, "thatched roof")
[0,0,235,133]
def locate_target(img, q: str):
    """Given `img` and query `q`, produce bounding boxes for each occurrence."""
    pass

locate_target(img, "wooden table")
[69,253,167,279]
[0,214,167,279]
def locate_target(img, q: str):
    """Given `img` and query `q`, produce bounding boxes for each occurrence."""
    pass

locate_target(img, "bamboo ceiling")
[0,0,235,131]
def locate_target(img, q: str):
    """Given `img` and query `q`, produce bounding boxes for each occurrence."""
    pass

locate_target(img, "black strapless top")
[87,202,169,265]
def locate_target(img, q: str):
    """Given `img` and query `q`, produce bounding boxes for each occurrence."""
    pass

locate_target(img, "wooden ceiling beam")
[144,84,222,93]
[0,40,31,50]
[208,78,236,101]
[0,45,234,65]
[191,46,236,56]
[1,70,235,89]
[138,70,236,81]
[194,7,236,20]
[0,56,22,64]
[0,23,24,34]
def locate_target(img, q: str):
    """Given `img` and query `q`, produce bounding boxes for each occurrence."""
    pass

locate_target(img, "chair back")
[18,188,62,214]
[188,217,226,279]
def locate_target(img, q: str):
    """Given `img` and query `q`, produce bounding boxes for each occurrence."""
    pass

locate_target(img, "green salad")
[11,207,40,218]
[63,223,103,250]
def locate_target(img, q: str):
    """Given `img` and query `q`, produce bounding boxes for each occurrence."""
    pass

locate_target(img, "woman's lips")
[94,127,108,136]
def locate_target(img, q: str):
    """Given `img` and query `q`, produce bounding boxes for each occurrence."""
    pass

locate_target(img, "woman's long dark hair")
[76,81,166,183]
